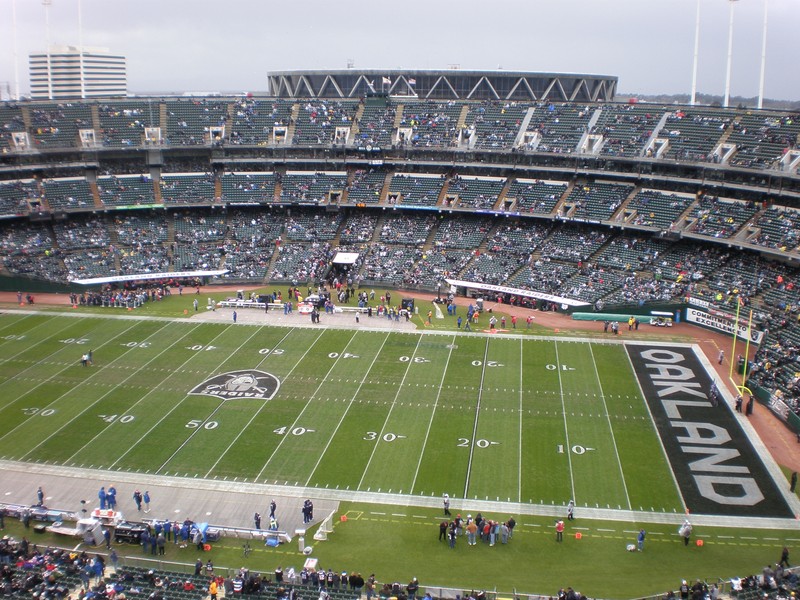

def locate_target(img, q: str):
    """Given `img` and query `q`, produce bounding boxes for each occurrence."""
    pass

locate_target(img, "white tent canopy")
[332,252,360,265]
[71,270,228,285]
[444,278,590,307]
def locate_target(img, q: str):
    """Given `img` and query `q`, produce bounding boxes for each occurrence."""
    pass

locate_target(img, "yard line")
[111,324,262,471]
[410,335,456,494]
[621,344,686,513]
[254,330,359,483]
[463,337,490,498]
[554,341,576,503]
[517,338,523,503]
[203,328,321,478]
[588,343,632,510]
[356,334,423,490]
[19,321,182,459]
[305,333,391,486]
[0,316,93,377]
[0,320,144,443]
[0,313,58,348]
[62,322,205,463]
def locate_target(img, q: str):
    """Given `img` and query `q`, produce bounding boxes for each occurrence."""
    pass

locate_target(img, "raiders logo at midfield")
[189,370,280,401]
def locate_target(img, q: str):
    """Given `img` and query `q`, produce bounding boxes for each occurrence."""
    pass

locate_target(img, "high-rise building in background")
[29,45,126,100]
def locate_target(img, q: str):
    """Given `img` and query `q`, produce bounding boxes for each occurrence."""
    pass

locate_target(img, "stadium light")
[43,0,53,100]
[757,0,768,109]
[12,0,20,100]
[723,0,740,108]
[690,0,701,105]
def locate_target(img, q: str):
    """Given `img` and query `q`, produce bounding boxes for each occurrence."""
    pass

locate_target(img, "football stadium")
[1,4,800,600]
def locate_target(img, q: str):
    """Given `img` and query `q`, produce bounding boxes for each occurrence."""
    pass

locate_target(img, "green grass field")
[0,306,796,599]
[0,312,682,513]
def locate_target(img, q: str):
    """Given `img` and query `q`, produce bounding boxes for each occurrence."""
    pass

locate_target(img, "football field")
[0,311,790,519]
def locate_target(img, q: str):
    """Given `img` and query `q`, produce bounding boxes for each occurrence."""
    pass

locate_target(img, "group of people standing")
[97,486,150,512]
[254,499,279,530]
[440,495,515,549]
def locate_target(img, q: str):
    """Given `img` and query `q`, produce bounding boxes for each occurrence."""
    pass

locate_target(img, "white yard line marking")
[518,337,523,503]
[106,324,246,470]
[554,341,576,503]
[153,325,268,474]
[254,330,359,483]
[53,322,198,463]
[410,335,456,494]
[0,320,145,445]
[588,343,632,511]
[0,313,64,354]
[357,334,423,490]
[622,344,686,514]
[463,337,490,498]
[0,317,95,383]
[306,333,391,486]
[203,328,319,478]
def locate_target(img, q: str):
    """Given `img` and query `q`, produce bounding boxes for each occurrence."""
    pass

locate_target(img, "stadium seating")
[63,248,117,279]
[484,221,552,255]
[462,101,528,150]
[354,102,396,148]
[398,100,461,148]
[285,210,342,241]
[160,174,217,205]
[1,94,800,417]
[114,212,169,247]
[339,213,379,244]
[270,241,331,282]
[98,101,159,147]
[96,175,158,208]
[431,215,493,249]
[727,111,800,170]
[506,179,567,215]
[43,177,94,211]
[626,189,695,230]
[29,102,93,148]
[279,172,347,205]
[388,174,445,207]
[661,107,730,162]
[445,176,505,211]
[346,169,386,205]
[221,173,276,205]
[594,103,662,158]
[52,216,111,250]
[292,100,359,146]
[119,245,171,274]
[526,103,595,153]
[405,248,475,288]
[751,206,800,252]
[0,179,41,217]
[687,196,758,239]
[173,211,227,244]
[229,98,294,145]
[165,99,229,146]
[0,103,26,151]
[361,244,422,286]
[173,243,222,271]
[563,181,634,221]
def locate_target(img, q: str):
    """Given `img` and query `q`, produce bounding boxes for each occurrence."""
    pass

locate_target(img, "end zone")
[626,344,793,518]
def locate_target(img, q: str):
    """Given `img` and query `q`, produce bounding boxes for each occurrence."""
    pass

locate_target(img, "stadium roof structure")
[266,69,617,102]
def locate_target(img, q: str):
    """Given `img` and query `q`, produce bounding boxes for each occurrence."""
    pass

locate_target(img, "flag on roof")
[382,77,391,85]
[408,78,416,86]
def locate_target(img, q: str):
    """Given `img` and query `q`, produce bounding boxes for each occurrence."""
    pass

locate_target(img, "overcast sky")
[0,0,797,100]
